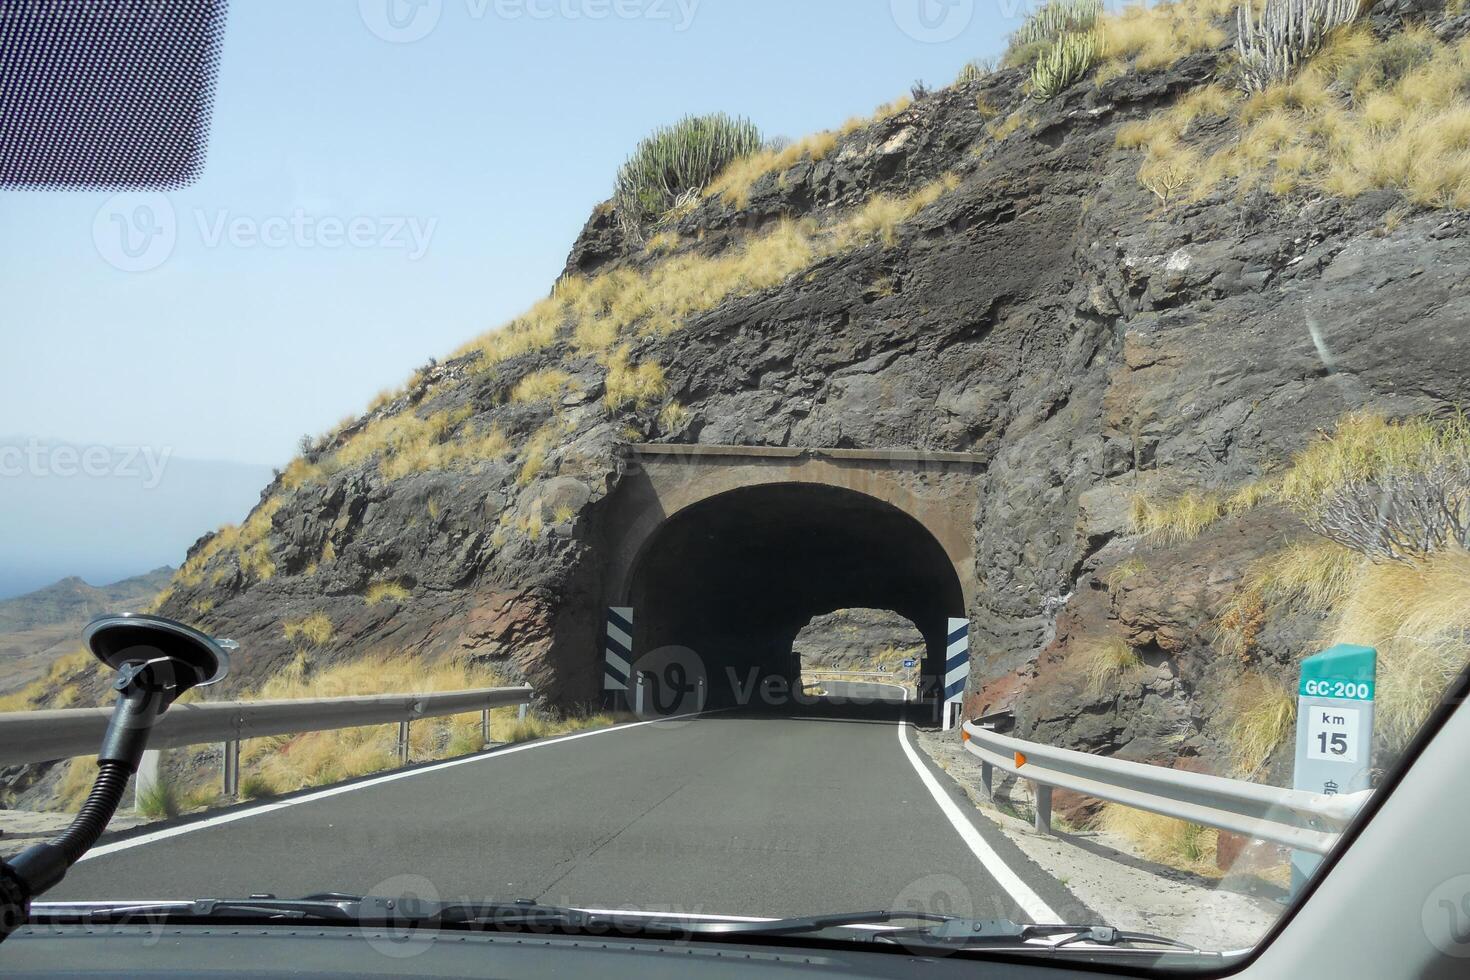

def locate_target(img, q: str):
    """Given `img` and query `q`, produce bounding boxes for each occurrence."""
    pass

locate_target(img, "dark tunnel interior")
[626,483,965,712]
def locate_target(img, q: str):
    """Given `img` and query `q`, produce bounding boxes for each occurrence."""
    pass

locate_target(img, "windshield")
[3,0,1470,971]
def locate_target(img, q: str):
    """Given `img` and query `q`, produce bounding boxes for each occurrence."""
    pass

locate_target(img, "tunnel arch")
[621,482,966,707]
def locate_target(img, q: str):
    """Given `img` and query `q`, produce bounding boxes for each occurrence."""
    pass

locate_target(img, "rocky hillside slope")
[0,568,174,698]
[19,0,1470,808]
[793,609,926,673]
[0,568,173,634]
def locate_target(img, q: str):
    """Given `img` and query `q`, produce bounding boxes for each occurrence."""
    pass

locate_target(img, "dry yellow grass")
[1096,803,1221,876]
[836,172,961,248]
[229,653,632,797]
[1156,413,1470,753]
[1223,672,1296,776]
[1078,637,1143,694]
[1272,412,1470,513]
[1250,539,1366,612]
[1097,0,1233,73]
[364,581,410,606]
[318,404,511,483]
[643,229,681,254]
[0,650,96,713]
[705,97,913,208]
[1119,27,1470,208]
[708,130,842,208]
[1129,491,1225,543]
[517,425,559,485]
[605,348,668,410]
[510,368,576,404]
[657,400,690,431]
[283,612,334,647]
[1104,556,1148,590]
[1329,547,1470,751]
[455,296,564,372]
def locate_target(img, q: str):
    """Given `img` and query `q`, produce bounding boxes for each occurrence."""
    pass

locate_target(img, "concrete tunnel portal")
[621,482,966,710]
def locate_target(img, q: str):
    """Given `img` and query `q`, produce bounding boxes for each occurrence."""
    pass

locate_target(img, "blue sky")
[0,0,1021,594]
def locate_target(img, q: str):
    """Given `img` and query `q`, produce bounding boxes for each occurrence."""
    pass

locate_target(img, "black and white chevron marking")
[603,606,633,693]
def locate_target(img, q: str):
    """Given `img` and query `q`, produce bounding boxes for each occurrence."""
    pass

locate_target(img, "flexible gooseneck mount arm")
[0,615,230,942]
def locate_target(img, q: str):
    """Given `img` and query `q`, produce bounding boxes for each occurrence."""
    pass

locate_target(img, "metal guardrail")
[0,686,535,800]
[803,670,912,680]
[961,720,1371,855]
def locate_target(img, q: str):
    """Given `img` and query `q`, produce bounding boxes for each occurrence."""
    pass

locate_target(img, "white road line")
[895,720,1058,923]
[77,716,678,862]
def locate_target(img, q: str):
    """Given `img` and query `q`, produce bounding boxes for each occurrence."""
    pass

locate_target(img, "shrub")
[613,113,762,230]
[137,772,184,820]
[238,772,280,800]
[1236,0,1363,92]
[1031,30,1099,101]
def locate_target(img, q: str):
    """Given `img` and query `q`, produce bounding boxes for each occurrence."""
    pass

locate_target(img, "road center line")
[895,719,1058,923]
[76,715,680,862]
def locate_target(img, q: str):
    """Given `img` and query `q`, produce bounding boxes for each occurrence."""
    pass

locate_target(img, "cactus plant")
[954,58,995,86]
[613,113,762,233]
[1006,0,1102,65]
[1030,30,1099,102]
[1236,0,1362,92]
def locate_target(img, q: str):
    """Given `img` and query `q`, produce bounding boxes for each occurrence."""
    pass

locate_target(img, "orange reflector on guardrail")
[1015,752,1027,768]
[961,728,970,742]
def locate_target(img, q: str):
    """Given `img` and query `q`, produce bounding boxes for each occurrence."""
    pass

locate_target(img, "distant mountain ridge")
[0,567,174,633]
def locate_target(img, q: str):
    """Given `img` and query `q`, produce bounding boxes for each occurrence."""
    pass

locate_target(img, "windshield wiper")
[29,900,1203,955]
[32,898,358,924]
[682,911,1203,953]
[32,896,612,931]
[876,917,1201,952]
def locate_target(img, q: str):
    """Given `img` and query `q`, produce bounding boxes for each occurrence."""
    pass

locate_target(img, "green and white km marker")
[1292,643,1377,892]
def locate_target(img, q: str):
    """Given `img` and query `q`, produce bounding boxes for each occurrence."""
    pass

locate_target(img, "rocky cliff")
[30,0,1470,802]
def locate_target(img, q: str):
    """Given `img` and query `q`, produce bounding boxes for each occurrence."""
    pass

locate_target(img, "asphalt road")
[51,687,1087,923]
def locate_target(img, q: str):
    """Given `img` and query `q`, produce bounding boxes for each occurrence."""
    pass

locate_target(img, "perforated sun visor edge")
[0,0,229,191]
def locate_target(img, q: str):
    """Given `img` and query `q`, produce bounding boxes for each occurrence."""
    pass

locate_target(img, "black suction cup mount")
[83,613,230,708]
[1,615,235,941]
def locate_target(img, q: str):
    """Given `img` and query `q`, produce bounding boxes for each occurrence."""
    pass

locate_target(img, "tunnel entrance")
[624,483,965,710]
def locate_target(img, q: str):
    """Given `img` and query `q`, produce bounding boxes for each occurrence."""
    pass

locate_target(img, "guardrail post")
[481,708,490,744]
[1033,783,1053,835]
[518,702,527,722]
[134,748,161,810]
[222,740,240,799]
[397,720,410,764]
[980,760,993,798]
